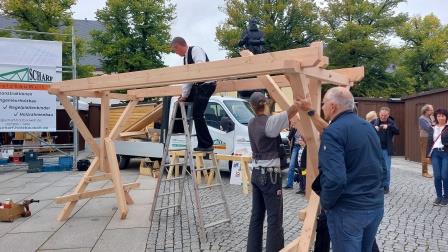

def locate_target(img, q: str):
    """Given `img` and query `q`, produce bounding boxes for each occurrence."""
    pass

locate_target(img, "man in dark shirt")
[299,87,385,252]
[372,107,399,193]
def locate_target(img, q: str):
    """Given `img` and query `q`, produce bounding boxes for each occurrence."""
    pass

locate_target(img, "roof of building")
[402,87,448,100]
[0,16,104,69]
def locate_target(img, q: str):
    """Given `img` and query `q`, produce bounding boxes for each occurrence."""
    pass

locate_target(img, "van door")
[204,102,235,155]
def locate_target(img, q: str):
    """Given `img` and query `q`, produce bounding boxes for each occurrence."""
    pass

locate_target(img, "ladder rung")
[163,162,185,167]
[194,167,217,171]
[173,118,192,121]
[202,201,225,209]
[158,190,182,196]
[162,177,185,182]
[168,148,187,151]
[204,218,231,229]
[198,183,222,189]
[155,204,180,211]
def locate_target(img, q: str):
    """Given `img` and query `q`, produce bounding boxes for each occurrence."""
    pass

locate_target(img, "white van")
[115,96,290,170]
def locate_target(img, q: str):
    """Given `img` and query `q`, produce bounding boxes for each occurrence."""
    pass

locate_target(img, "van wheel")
[117,155,130,170]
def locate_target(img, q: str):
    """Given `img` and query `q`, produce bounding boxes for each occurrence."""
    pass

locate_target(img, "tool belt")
[253,166,281,185]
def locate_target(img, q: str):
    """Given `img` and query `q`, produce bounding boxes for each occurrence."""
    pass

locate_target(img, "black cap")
[249,92,267,108]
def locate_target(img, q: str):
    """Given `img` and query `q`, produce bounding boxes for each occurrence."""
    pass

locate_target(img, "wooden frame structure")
[49,41,363,251]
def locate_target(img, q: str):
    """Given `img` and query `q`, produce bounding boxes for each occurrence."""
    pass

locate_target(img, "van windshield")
[224,100,255,125]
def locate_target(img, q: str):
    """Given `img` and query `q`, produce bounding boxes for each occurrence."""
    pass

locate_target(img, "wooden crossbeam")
[60,90,139,100]
[57,95,100,156]
[55,182,140,204]
[109,100,139,139]
[49,59,302,94]
[127,67,363,99]
[215,154,252,195]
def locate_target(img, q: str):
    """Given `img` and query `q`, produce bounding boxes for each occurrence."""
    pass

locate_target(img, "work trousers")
[247,168,284,252]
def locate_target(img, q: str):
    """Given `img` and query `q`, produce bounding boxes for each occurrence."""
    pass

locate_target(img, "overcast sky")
[72,0,448,67]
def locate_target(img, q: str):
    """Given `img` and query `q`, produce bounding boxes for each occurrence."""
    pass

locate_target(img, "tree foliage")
[0,0,94,79]
[320,0,408,97]
[216,0,325,57]
[396,14,448,92]
[90,0,175,73]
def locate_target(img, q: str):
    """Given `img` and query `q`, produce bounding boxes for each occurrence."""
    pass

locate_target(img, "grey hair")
[421,104,433,115]
[325,87,355,111]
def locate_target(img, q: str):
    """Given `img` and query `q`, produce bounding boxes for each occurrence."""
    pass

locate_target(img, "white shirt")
[433,125,446,149]
[181,46,208,98]
[252,111,289,168]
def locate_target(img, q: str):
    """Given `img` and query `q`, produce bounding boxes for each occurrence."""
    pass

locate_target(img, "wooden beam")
[332,66,364,82]
[281,192,320,252]
[285,73,320,199]
[55,182,140,204]
[128,66,361,99]
[100,93,110,172]
[105,137,132,219]
[61,91,139,100]
[57,95,100,156]
[123,103,163,132]
[109,100,138,139]
[57,157,99,220]
[215,154,252,162]
[85,173,112,183]
[49,54,306,93]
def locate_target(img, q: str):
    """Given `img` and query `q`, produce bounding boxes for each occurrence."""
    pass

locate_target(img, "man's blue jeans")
[431,149,448,198]
[326,206,384,252]
[286,144,300,187]
[382,149,391,189]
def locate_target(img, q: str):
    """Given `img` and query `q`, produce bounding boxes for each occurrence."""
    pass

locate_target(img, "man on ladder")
[171,37,216,152]
[247,92,301,252]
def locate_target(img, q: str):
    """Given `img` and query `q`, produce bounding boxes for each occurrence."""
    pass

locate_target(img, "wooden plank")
[49,55,304,93]
[55,182,140,204]
[57,95,100,156]
[119,131,146,138]
[100,93,110,172]
[215,154,252,162]
[128,67,360,99]
[109,100,138,140]
[57,157,99,221]
[123,103,163,132]
[105,137,131,219]
[281,192,320,252]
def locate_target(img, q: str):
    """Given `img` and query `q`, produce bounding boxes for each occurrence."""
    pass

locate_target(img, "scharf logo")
[0,67,54,83]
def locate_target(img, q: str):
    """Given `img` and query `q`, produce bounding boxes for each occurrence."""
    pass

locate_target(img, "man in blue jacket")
[301,87,386,252]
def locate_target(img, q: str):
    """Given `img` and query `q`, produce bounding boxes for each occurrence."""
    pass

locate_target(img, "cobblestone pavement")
[0,157,447,251]
[147,157,448,252]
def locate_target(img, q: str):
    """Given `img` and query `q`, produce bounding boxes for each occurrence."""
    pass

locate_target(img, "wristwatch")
[307,110,315,116]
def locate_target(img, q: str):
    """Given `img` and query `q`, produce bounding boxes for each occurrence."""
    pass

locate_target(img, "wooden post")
[100,92,110,172]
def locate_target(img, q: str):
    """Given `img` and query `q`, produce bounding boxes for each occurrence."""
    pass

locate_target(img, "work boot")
[433,197,442,206]
[422,173,433,178]
[441,198,448,206]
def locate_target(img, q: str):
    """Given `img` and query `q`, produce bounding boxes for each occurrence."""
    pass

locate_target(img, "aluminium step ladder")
[149,101,231,242]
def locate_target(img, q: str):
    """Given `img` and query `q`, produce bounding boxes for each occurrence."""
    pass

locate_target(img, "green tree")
[320,0,408,97]
[396,14,448,91]
[216,0,325,57]
[90,0,175,73]
[0,0,94,79]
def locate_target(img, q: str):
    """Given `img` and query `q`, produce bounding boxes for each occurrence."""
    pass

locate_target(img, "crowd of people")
[246,85,448,252]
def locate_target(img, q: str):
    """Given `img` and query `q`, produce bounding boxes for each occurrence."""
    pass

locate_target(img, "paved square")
[0,157,446,251]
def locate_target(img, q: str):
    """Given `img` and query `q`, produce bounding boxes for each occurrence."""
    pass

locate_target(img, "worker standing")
[246,92,300,252]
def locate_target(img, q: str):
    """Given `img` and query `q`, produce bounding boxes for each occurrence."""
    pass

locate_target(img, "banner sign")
[229,140,252,185]
[0,38,62,132]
